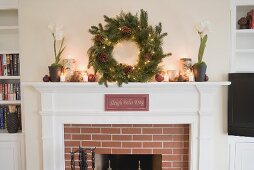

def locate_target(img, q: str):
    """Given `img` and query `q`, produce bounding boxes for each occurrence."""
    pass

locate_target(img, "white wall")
[19,0,230,170]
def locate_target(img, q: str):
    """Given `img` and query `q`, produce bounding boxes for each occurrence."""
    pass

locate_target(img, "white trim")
[28,82,230,170]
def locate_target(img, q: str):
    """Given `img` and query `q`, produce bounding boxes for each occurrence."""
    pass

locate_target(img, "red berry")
[88,74,96,82]
[43,75,50,82]
[155,73,164,82]
[204,74,209,81]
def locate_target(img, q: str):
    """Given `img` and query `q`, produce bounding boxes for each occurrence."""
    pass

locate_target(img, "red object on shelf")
[248,10,254,29]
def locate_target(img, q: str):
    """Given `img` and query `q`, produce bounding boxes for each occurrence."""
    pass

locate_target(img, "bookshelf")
[231,1,254,72]
[0,1,25,170]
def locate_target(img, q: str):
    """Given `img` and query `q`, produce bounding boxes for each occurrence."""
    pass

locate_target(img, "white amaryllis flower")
[195,20,211,36]
[48,24,64,40]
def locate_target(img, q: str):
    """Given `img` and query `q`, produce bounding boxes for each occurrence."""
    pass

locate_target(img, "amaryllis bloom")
[48,24,64,40]
[195,20,211,37]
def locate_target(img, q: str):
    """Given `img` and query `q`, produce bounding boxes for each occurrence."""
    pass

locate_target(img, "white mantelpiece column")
[24,82,230,170]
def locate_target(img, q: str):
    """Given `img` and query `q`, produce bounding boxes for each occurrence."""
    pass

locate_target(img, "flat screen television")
[228,73,254,137]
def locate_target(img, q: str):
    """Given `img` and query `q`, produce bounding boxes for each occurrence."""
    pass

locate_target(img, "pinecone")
[124,65,133,75]
[98,53,109,62]
[144,53,152,61]
[238,17,248,25]
[121,26,132,35]
[94,35,104,43]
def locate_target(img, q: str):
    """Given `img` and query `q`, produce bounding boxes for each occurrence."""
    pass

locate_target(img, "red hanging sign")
[105,94,149,111]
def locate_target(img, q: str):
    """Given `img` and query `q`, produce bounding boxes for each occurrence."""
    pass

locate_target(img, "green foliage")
[87,9,171,86]
[198,35,208,64]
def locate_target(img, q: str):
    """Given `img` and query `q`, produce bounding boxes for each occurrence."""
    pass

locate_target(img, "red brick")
[65,148,71,153]
[163,142,184,148]
[173,148,189,154]
[64,141,80,147]
[112,135,132,141]
[162,161,172,167]
[96,148,111,154]
[92,134,111,140]
[162,168,181,170]
[101,128,121,134]
[82,141,101,147]
[163,155,182,161]
[72,134,91,140]
[184,142,189,148]
[163,128,184,134]
[183,155,189,161]
[64,127,80,133]
[173,135,189,141]
[112,149,132,154]
[122,142,142,148]
[72,124,92,127]
[64,124,71,127]
[143,128,162,134]
[133,135,152,141]
[172,162,188,167]
[81,128,100,133]
[92,124,111,127]
[133,124,153,127]
[153,135,172,141]
[64,134,71,140]
[153,149,172,154]
[102,142,121,148]
[132,149,152,154]
[143,142,162,148]
[122,128,141,134]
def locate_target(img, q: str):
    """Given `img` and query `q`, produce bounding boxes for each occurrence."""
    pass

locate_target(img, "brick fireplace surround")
[26,82,230,170]
[64,124,189,170]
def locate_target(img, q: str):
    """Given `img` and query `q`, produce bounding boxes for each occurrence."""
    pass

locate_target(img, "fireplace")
[27,82,230,170]
[64,124,189,170]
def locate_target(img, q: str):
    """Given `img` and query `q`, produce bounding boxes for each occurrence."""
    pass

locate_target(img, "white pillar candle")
[60,73,65,82]
[163,73,169,82]
[83,72,88,82]
[189,72,194,82]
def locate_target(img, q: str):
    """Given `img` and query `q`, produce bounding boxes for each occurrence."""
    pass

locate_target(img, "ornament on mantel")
[43,75,50,82]
[155,72,164,82]
[88,74,96,82]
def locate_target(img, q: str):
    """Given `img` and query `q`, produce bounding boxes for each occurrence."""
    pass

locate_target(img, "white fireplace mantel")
[24,82,230,170]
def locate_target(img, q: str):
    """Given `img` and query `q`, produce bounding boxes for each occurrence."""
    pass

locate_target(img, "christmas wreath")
[87,9,171,86]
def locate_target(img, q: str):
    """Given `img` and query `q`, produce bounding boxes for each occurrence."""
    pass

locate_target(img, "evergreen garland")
[88,9,171,86]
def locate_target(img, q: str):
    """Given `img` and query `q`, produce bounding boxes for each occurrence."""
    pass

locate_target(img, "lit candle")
[188,71,194,82]
[60,73,65,82]
[83,71,88,82]
[164,72,169,82]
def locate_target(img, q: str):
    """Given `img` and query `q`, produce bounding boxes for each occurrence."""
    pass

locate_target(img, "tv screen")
[228,73,254,137]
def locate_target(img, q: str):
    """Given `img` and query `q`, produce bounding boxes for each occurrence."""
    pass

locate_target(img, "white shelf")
[236,0,254,6]
[236,29,254,33]
[0,51,19,54]
[0,26,18,30]
[0,100,21,105]
[0,0,18,10]
[235,49,254,53]
[0,76,20,80]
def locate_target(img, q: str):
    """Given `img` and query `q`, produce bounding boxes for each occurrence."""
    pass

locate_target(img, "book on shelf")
[0,53,20,77]
[0,105,21,131]
[0,82,20,101]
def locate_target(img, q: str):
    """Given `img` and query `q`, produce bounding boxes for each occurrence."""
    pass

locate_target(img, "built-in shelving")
[0,76,20,80]
[0,26,18,30]
[236,29,254,33]
[0,100,21,105]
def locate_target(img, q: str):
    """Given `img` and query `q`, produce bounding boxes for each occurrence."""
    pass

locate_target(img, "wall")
[19,0,230,170]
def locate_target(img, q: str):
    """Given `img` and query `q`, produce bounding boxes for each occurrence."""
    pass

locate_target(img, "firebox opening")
[95,154,162,170]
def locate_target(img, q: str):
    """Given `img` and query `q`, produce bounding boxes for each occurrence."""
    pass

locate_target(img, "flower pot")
[48,65,62,82]
[193,63,207,82]
[7,112,19,133]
